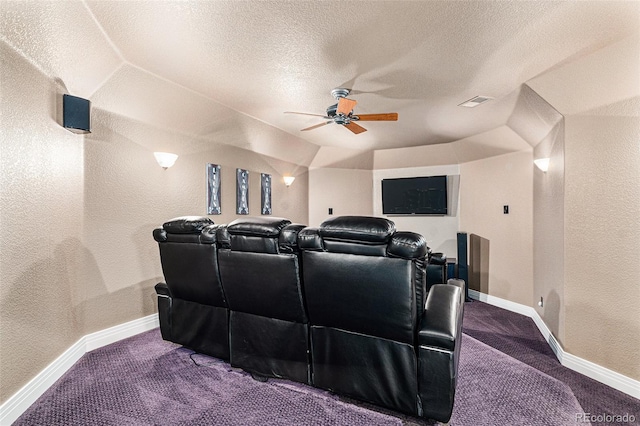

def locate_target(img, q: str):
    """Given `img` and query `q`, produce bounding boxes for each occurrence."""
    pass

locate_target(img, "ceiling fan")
[285,88,398,134]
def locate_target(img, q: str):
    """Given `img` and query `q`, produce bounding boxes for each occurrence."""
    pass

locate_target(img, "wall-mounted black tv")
[382,175,448,215]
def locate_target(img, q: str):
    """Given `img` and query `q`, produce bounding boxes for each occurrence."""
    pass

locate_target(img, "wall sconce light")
[534,158,550,172]
[154,152,178,169]
[283,176,295,187]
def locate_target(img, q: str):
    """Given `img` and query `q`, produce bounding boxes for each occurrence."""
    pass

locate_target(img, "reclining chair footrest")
[230,311,310,384]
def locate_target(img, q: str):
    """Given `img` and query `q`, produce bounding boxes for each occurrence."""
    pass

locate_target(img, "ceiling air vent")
[458,96,493,108]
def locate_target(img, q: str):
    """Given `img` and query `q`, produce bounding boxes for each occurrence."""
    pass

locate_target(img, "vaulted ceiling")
[1,1,638,167]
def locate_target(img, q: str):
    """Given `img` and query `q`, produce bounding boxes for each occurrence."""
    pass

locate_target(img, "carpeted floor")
[14,301,640,425]
[462,301,640,425]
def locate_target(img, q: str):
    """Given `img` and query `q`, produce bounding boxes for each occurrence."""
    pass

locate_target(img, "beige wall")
[563,114,640,380]
[1,41,85,404]
[459,151,534,306]
[0,41,309,403]
[533,122,565,342]
[308,168,372,227]
[528,33,640,380]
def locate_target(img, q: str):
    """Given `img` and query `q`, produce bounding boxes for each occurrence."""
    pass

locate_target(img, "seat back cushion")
[218,250,306,322]
[302,250,416,343]
[155,217,226,307]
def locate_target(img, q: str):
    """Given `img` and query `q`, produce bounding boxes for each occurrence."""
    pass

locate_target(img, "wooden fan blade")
[301,122,332,131]
[355,113,398,121]
[337,98,357,115]
[284,111,328,118]
[344,122,367,134]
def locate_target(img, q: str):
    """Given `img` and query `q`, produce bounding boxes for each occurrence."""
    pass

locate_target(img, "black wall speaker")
[457,232,468,265]
[457,232,471,301]
[63,94,91,134]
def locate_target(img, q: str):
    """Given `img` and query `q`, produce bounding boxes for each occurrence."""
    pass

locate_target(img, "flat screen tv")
[382,175,448,215]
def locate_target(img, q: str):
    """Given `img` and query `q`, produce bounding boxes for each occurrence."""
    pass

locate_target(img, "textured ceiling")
[1,1,639,166]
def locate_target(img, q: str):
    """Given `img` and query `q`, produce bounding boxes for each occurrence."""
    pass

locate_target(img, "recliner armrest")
[417,282,464,422]
[419,284,463,351]
[298,227,323,251]
[155,282,171,297]
[279,224,306,253]
[446,278,466,304]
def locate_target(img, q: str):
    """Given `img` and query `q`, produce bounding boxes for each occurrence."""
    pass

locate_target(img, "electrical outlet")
[538,297,543,307]
[503,205,509,214]
[328,208,333,215]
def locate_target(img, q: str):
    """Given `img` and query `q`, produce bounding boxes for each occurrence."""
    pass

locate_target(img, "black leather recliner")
[216,217,309,384]
[153,215,464,422]
[298,216,464,422]
[153,216,229,360]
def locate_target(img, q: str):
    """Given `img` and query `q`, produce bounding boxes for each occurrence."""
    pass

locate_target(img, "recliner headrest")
[227,216,292,237]
[388,232,428,259]
[162,216,214,234]
[154,222,222,244]
[319,216,395,244]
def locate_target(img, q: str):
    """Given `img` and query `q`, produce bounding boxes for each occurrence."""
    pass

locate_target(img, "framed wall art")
[261,173,272,215]
[206,163,221,215]
[236,168,249,215]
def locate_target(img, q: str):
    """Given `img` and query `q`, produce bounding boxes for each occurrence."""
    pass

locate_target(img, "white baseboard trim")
[0,314,159,425]
[84,314,159,352]
[528,308,564,362]
[468,289,533,318]
[468,290,640,400]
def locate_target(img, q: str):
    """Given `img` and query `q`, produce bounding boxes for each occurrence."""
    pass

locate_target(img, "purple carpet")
[462,301,640,426]
[14,301,640,425]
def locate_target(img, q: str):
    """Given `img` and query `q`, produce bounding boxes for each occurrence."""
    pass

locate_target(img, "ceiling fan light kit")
[287,88,398,134]
[331,88,351,99]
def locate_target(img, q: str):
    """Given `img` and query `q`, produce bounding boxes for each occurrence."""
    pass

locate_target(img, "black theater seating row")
[153,215,465,422]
